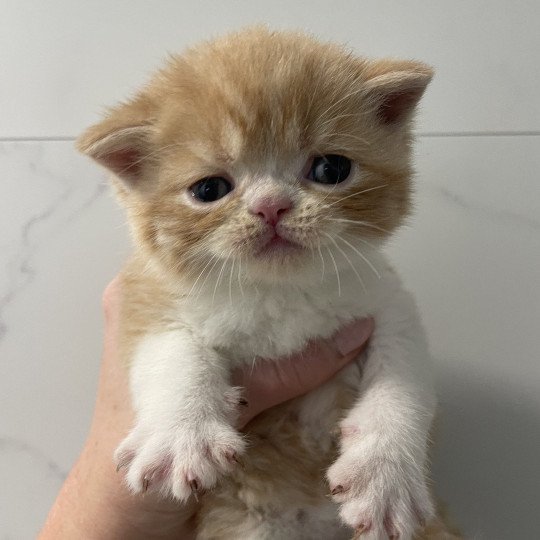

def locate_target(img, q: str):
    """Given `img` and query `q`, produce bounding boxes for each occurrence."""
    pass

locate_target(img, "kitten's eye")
[307,155,352,184]
[190,176,233,202]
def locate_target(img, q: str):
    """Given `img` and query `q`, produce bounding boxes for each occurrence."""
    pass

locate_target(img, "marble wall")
[1,2,539,538]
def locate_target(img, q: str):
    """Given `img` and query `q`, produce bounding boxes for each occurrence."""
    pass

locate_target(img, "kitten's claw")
[384,513,400,539]
[188,478,200,501]
[331,484,345,495]
[352,522,371,539]
[142,476,150,492]
[226,451,244,468]
[115,449,134,472]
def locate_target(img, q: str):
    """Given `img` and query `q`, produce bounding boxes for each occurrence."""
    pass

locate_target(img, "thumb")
[235,318,374,428]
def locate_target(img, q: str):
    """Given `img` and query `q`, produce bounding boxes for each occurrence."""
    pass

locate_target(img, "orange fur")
[78,27,460,539]
[77,27,431,281]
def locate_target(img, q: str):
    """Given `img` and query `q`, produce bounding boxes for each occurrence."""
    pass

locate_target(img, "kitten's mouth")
[256,233,302,257]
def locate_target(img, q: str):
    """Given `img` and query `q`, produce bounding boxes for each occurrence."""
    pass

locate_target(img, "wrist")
[41,435,197,540]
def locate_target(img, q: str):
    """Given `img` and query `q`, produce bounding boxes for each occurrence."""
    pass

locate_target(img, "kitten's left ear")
[363,60,434,125]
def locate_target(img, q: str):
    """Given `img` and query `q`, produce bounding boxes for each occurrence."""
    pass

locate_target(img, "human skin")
[39,277,374,539]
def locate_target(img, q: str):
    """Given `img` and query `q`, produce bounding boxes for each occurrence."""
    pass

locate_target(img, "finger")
[235,318,374,427]
[102,275,121,326]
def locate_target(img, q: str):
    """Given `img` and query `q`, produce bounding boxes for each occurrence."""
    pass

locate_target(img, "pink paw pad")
[352,521,372,539]
[340,425,359,437]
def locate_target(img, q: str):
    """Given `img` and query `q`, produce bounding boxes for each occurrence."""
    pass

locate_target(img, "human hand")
[40,276,373,539]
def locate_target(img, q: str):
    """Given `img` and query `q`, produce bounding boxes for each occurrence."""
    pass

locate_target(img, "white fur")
[119,248,436,539]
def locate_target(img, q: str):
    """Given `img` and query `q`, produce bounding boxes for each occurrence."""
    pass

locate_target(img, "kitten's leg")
[327,282,436,540]
[115,330,245,501]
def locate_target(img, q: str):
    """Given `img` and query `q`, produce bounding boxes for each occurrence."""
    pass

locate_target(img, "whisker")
[317,243,326,282]
[176,247,209,267]
[195,255,222,302]
[316,85,368,126]
[322,232,366,292]
[335,234,381,279]
[330,217,391,235]
[212,256,230,305]
[325,246,341,296]
[342,231,379,251]
[186,253,218,297]
[305,71,325,126]
[318,175,343,205]
[316,112,362,132]
[325,184,388,207]
[228,257,235,306]
[237,256,245,300]
[314,130,371,151]
[115,141,189,177]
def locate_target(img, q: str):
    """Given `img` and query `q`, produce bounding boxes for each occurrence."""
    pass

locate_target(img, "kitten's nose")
[250,197,292,226]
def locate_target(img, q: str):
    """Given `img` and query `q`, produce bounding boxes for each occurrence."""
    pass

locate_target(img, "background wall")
[1,1,539,538]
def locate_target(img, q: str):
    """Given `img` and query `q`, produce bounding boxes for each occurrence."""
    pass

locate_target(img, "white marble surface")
[2,136,539,539]
[0,142,127,538]
[1,3,540,538]
[1,1,540,137]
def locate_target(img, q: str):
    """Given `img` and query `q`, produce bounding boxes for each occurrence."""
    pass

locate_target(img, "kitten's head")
[78,28,432,287]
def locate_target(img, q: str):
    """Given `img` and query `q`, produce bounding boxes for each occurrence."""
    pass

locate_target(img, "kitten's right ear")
[362,60,434,126]
[76,101,156,187]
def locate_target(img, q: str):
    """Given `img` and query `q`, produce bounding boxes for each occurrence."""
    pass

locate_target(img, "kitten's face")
[78,28,432,286]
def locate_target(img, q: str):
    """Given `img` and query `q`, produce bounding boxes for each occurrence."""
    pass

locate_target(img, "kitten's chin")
[243,250,322,286]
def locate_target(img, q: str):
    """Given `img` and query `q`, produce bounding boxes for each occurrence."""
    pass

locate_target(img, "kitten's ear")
[76,99,156,187]
[363,60,434,125]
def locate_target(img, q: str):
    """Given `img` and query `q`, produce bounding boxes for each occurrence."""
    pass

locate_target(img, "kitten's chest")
[179,270,374,364]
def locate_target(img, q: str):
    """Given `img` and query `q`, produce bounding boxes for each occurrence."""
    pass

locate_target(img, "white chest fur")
[121,246,436,540]
[175,251,393,364]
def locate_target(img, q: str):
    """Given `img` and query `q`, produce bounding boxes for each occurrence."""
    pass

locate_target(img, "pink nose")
[250,197,292,226]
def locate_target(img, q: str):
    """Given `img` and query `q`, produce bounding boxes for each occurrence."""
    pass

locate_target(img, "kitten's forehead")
[79,26,432,189]
[157,31,366,166]
[162,83,309,168]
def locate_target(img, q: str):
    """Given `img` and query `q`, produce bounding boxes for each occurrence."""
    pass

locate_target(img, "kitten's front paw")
[115,420,245,502]
[327,434,434,540]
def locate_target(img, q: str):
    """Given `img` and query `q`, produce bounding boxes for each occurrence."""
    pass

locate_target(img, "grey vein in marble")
[0,187,72,341]
[429,184,540,233]
[0,144,107,342]
[0,437,67,481]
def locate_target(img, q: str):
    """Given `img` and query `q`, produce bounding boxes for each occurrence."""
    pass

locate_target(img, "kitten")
[78,27,460,540]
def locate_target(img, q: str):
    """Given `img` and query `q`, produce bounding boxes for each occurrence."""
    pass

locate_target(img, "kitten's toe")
[340,491,433,539]
[340,498,382,538]
[116,420,246,501]
[121,443,173,495]
[328,439,434,540]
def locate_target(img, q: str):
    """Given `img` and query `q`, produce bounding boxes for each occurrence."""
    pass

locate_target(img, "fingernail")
[333,318,374,356]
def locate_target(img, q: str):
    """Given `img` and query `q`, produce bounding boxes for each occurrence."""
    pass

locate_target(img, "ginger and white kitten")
[79,28,460,540]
